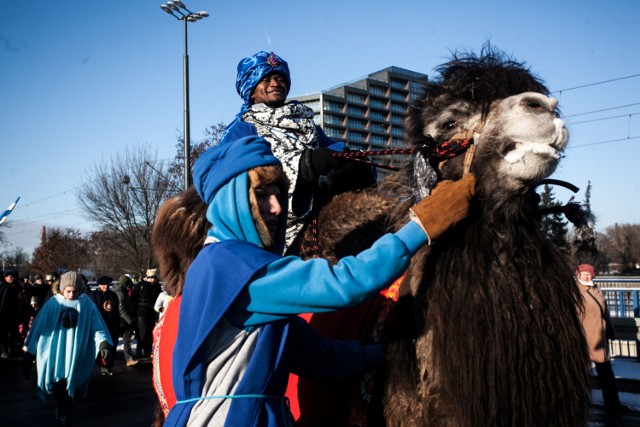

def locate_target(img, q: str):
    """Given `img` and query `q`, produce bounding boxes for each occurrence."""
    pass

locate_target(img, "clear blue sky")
[1,0,639,255]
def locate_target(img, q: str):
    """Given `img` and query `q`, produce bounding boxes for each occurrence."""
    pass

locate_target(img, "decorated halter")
[332,120,483,177]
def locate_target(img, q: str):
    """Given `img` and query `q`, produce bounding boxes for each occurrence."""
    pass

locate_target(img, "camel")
[296,47,591,426]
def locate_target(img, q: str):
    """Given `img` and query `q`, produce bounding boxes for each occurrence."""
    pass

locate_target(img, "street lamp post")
[160,1,209,190]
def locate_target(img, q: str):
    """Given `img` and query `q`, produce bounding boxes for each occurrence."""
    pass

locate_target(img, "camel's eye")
[526,101,545,113]
[441,120,457,131]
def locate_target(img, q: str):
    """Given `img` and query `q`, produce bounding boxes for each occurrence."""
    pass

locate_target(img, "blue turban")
[193,135,281,205]
[235,51,291,113]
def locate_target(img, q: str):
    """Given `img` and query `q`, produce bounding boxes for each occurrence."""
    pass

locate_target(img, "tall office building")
[290,66,428,169]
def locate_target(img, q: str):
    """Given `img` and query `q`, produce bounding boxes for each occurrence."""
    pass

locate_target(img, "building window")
[302,100,320,111]
[369,85,387,96]
[348,106,366,116]
[370,111,388,121]
[370,123,387,133]
[347,92,366,104]
[348,130,366,142]
[390,78,407,89]
[391,114,404,124]
[391,126,404,137]
[409,81,425,93]
[391,138,404,146]
[324,126,344,139]
[347,118,367,129]
[324,101,344,113]
[370,134,388,145]
[390,102,406,113]
[369,98,387,109]
[390,91,407,102]
[324,114,343,126]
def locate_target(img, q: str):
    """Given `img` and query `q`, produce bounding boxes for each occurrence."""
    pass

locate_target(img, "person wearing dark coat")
[131,269,161,358]
[26,275,50,314]
[0,270,20,358]
[88,276,120,375]
[112,275,138,366]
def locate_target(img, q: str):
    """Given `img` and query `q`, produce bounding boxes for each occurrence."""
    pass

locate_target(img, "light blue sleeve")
[228,221,427,327]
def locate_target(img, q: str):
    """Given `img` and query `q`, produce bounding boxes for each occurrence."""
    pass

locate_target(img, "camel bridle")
[331,119,484,175]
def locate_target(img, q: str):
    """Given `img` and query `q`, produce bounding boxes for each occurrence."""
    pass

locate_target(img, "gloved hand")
[99,341,113,367]
[298,148,339,183]
[22,352,36,380]
[410,174,476,242]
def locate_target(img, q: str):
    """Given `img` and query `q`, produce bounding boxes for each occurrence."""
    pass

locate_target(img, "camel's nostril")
[502,141,517,155]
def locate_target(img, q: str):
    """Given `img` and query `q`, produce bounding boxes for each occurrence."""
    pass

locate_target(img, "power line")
[12,185,86,211]
[551,73,640,94]
[567,112,640,126]
[567,135,640,149]
[563,102,640,118]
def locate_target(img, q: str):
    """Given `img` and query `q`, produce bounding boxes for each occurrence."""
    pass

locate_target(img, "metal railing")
[596,277,640,318]
[595,277,640,359]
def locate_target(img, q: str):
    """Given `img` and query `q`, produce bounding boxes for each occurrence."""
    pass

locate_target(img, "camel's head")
[434,92,568,192]
[473,92,567,190]
[406,47,565,196]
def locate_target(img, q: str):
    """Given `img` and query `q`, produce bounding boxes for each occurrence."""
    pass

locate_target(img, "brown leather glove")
[410,174,476,242]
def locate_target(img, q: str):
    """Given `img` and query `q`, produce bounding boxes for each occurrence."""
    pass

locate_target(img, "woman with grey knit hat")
[22,271,113,426]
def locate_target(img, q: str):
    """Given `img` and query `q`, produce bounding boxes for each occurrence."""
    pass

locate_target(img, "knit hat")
[59,271,83,293]
[193,135,280,205]
[146,268,158,278]
[577,264,596,277]
[97,276,113,285]
[119,275,132,286]
[236,51,290,112]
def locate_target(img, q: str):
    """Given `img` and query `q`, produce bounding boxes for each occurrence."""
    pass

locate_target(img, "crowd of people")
[0,267,169,425]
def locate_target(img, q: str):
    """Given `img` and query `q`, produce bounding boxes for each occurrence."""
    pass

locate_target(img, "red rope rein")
[331,136,474,165]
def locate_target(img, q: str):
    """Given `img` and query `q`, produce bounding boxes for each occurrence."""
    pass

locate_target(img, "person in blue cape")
[221,51,377,251]
[162,134,475,426]
[22,271,113,427]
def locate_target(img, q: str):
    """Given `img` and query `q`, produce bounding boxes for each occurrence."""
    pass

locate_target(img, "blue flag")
[0,196,20,226]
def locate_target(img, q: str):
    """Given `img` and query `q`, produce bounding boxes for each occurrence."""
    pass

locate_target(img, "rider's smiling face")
[251,73,289,108]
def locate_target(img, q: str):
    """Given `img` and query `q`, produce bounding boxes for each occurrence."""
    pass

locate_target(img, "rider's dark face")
[251,73,289,108]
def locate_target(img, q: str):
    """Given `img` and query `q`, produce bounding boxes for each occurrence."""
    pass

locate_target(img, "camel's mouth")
[502,141,561,164]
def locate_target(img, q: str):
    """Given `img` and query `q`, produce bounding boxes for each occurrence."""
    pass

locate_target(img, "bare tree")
[1,246,29,275]
[168,122,226,182]
[77,145,177,273]
[598,223,640,274]
[29,227,90,274]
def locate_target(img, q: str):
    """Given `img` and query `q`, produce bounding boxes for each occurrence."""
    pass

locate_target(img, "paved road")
[0,351,157,427]
[3,349,640,427]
